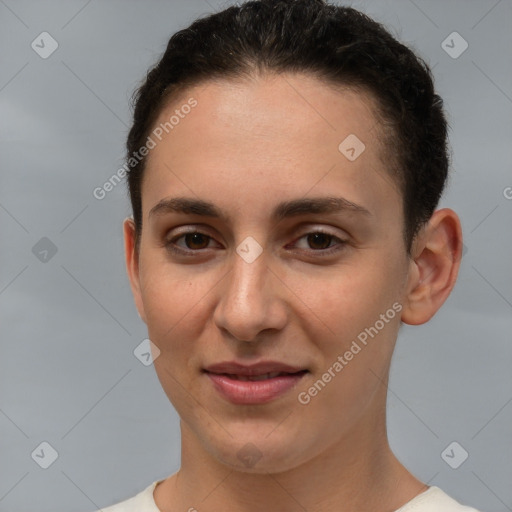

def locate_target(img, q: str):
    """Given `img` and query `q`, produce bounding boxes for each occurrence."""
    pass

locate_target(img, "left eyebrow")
[148,195,372,222]
[271,196,372,222]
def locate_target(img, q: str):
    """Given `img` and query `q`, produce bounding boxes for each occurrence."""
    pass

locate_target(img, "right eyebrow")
[149,197,226,220]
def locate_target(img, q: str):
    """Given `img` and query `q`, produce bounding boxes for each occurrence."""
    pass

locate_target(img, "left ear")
[401,208,463,325]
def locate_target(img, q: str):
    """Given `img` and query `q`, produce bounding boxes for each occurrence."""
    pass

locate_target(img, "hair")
[125,0,449,254]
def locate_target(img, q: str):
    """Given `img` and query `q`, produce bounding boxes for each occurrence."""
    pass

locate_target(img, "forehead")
[141,72,398,222]
[151,73,383,159]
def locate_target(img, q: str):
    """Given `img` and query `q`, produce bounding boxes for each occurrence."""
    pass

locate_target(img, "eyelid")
[294,225,347,239]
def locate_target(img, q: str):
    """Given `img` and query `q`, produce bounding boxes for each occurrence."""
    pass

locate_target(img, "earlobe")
[123,217,147,324]
[401,209,463,325]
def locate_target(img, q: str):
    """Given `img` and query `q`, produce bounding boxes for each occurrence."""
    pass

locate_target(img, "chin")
[207,428,310,475]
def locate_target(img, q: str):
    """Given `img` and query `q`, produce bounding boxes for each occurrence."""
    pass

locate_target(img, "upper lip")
[203,361,308,376]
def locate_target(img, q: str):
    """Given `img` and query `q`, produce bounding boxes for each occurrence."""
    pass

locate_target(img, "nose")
[213,247,288,342]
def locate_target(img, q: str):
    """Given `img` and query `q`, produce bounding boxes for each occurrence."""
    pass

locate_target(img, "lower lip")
[205,371,307,404]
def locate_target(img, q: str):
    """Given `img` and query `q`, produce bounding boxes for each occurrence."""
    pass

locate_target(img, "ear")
[123,217,147,324]
[401,208,463,325]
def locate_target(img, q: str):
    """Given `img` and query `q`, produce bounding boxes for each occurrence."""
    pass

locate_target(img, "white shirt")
[96,480,481,511]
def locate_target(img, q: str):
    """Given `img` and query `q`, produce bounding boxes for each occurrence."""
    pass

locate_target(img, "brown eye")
[291,230,347,256]
[165,230,217,256]
[182,232,211,250]
[306,232,333,250]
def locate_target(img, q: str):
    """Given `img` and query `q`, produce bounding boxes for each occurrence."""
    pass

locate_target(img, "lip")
[203,361,307,376]
[203,361,309,405]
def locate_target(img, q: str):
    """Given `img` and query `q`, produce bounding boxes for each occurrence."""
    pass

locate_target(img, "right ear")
[123,217,147,324]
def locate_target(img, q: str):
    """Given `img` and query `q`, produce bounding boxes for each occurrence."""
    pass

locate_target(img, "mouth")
[203,369,309,404]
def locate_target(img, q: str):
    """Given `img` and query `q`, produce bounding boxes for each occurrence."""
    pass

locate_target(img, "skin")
[123,72,463,512]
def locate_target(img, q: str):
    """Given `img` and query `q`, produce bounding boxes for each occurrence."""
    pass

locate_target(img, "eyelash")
[164,229,347,257]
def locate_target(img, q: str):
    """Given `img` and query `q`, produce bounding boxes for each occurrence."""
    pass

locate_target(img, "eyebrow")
[148,196,372,222]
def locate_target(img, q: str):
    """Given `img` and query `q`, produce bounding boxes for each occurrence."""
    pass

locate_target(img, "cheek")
[293,259,403,339]
[138,265,210,411]
[294,267,401,429]
[138,259,208,352]
[291,248,406,402]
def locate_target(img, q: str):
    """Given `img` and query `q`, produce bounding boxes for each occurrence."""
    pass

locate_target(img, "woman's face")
[124,73,412,472]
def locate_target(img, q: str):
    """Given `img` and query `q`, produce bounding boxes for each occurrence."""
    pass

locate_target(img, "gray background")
[1,0,511,511]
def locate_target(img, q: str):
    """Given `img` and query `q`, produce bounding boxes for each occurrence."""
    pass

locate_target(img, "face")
[124,73,414,473]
